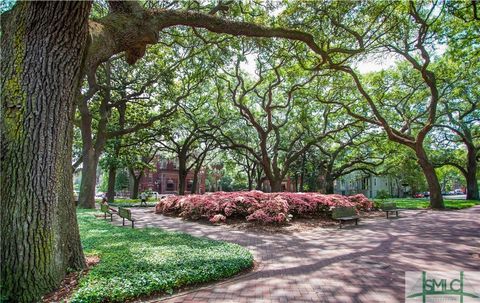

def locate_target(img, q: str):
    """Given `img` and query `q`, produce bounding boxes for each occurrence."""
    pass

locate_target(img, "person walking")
[140,192,147,206]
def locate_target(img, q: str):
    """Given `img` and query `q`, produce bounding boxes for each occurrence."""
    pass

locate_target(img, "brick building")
[138,157,206,194]
[261,176,301,192]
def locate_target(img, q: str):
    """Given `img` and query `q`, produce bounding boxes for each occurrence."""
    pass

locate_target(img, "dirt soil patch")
[42,255,100,303]
[219,211,386,233]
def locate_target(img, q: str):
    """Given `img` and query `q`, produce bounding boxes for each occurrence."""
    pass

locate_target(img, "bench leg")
[122,218,125,226]
[110,214,113,221]
[396,211,399,217]
[132,221,134,228]
[355,218,358,225]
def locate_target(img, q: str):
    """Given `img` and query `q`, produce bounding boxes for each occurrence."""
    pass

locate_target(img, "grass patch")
[374,198,480,210]
[96,198,157,208]
[109,198,156,203]
[71,210,253,303]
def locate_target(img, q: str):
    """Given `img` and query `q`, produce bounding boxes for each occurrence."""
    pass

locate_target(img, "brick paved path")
[117,206,480,303]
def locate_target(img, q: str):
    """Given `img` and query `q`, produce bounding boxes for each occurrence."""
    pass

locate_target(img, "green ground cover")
[95,198,157,207]
[374,198,480,210]
[71,210,253,303]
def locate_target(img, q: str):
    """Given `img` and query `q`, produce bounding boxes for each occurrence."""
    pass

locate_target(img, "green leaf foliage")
[71,210,253,303]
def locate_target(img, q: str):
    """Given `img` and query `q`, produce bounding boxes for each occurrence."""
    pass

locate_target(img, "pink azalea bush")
[155,191,373,224]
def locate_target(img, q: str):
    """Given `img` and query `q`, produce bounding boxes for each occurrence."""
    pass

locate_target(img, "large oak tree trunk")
[59,115,86,272]
[129,169,143,199]
[316,163,328,194]
[107,102,126,203]
[300,153,306,192]
[270,179,283,192]
[325,177,335,195]
[416,149,445,209]
[178,172,187,195]
[191,154,206,194]
[78,147,99,208]
[466,148,479,200]
[0,2,91,301]
[247,174,253,191]
[131,176,141,199]
[178,156,187,195]
[191,172,199,194]
[106,166,117,203]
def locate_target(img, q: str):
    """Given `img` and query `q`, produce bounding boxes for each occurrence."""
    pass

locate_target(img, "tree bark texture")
[416,148,445,209]
[78,147,99,208]
[0,2,91,301]
[129,168,143,199]
[325,176,335,195]
[466,146,479,200]
[178,155,187,195]
[106,166,117,202]
[270,179,283,192]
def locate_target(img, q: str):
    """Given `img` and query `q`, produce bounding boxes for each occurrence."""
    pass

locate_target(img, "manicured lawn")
[110,197,156,203]
[71,210,253,303]
[374,198,480,210]
[95,198,157,207]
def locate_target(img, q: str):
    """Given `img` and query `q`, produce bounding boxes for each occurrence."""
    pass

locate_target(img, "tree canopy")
[1,1,478,301]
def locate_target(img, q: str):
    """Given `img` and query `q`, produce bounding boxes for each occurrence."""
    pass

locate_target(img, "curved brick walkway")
[113,206,480,303]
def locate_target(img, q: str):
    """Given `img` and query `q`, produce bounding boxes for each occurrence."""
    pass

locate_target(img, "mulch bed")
[41,256,100,303]
[223,216,336,233]
[217,211,387,233]
[155,210,388,234]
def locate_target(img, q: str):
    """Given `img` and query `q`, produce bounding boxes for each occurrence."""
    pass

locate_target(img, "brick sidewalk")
[114,206,480,303]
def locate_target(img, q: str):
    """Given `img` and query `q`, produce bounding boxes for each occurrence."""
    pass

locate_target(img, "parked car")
[149,191,160,200]
[95,192,105,198]
[413,193,424,198]
[454,189,464,195]
[423,191,430,198]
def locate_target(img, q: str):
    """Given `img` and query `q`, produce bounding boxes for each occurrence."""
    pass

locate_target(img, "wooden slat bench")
[332,206,359,228]
[382,202,405,218]
[118,207,135,228]
[100,204,114,221]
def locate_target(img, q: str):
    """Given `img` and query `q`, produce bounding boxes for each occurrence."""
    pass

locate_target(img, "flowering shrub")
[348,194,374,211]
[209,214,226,224]
[245,195,289,224]
[155,191,372,224]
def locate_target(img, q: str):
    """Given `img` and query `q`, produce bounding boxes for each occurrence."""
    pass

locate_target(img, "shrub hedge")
[155,191,373,224]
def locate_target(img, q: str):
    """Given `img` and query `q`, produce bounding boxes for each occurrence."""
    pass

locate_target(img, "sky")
[240,42,447,76]
[240,52,398,77]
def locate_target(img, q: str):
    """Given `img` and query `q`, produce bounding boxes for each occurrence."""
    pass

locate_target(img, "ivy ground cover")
[155,191,373,224]
[71,210,253,303]
[375,198,480,210]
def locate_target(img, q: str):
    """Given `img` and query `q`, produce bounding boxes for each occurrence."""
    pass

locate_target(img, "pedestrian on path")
[140,192,147,206]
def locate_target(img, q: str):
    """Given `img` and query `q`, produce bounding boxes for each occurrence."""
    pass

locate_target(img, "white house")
[334,171,408,198]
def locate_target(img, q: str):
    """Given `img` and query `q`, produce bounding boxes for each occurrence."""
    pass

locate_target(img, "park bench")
[332,206,359,228]
[382,202,404,218]
[118,207,135,228]
[100,203,114,221]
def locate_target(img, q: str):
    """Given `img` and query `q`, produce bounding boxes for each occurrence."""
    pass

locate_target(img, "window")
[186,179,193,191]
[166,179,175,191]
[361,177,368,190]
